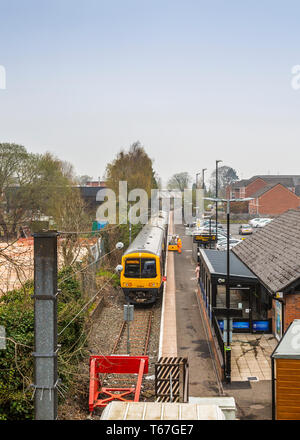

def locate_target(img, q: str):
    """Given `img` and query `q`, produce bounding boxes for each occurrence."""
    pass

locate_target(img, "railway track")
[112,307,153,356]
[94,307,154,397]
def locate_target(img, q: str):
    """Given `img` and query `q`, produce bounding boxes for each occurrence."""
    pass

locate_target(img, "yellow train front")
[120,213,168,305]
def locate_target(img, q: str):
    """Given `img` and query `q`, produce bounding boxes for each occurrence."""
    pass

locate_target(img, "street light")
[195,169,207,218]
[215,160,222,241]
[205,196,253,383]
[201,168,207,190]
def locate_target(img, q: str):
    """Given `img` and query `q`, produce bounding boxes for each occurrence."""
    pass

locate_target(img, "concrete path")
[160,212,177,357]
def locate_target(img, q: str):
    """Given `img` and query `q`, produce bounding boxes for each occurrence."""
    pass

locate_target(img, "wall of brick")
[284,293,300,331]
[257,185,300,215]
[245,178,266,197]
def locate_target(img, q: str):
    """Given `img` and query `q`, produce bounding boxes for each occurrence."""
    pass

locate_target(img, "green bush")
[96,269,119,288]
[0,267,87,420]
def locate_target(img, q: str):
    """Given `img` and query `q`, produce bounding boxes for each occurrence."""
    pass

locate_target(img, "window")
[141,259,157,278]
[124,259,140,278]
[124,258,157,278]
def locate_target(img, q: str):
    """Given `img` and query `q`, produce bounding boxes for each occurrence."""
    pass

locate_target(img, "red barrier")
[89,355,149,412]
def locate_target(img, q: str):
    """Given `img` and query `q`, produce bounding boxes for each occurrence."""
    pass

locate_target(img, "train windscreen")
[124,258,157,278]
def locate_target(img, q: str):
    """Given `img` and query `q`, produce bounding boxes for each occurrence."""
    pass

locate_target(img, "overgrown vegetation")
[0,267,86,420]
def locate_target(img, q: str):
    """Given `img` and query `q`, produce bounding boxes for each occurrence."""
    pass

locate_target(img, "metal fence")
[212,311,225,368]
[155,357,189,403]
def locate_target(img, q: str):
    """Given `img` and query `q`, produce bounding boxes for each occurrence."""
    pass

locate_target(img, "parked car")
[249,218,261,227]
[239,224,253,235]
[216,238,242,251]
[202,220,223,229]
[255,218,273,228]
[249,218,270,227]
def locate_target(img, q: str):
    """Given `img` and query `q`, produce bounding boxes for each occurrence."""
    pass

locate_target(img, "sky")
[1,0,300,186]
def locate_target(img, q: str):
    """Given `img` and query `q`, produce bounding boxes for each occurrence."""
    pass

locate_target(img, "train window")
[124,259,140,277]
[124,258,157,278]
[141,259,156,278]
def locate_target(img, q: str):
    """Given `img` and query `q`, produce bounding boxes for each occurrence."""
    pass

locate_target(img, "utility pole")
[202,168,207,191]
[129,206,132,245]
[32,231,59,420]
[215,160,222,241]
[225,202,231,382]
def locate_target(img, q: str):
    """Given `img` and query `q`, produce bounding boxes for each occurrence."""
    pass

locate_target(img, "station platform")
[159,211,177,358]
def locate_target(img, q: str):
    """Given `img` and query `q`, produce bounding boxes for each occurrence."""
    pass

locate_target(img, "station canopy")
[200,249,258,284]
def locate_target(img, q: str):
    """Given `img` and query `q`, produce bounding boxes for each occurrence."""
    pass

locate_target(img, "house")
[77,185,106,212]
[248,183,300,215]
[232,209,300,340]
[227,175,300,215]
[85,181,107,187]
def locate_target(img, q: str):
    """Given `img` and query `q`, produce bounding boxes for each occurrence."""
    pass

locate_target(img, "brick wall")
[284,293,300,331]
[245,178,266,197]
[257,185,300,215]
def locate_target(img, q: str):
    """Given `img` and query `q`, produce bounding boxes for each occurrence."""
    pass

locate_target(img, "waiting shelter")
[198,249,272,333]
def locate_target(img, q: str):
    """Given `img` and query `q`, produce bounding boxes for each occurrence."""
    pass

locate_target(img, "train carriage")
[120,212,168,304]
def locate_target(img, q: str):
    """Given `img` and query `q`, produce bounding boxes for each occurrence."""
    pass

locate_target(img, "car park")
[202,220,223,229]
[216,238,242,251]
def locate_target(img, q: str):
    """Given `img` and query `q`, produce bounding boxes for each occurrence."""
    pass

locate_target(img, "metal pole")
[129,204,132,245]
[215,162,218,242]
[225,202,231,383]
[33,231,59,420]
[127,321,130,355]
[209,216,211,249]
[215,160,222,242]
[271,357,275,420]
[202,168,207,190]
[196,173,200,218]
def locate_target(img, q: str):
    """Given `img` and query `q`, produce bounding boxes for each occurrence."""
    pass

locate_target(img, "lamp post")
[215,160,222,241]
[196,172,201,189]
[205,196,253,383]
[202,168,207,190]
[195,169,207,219]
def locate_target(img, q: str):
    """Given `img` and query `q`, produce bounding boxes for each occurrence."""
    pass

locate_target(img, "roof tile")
[232,209,300,293]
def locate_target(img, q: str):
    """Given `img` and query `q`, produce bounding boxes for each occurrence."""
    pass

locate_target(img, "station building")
[196,208,300,341]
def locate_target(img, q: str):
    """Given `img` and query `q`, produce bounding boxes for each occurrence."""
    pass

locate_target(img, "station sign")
[193,234,217,243]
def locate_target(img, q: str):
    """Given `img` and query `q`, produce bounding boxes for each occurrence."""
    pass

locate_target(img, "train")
[120,211,168,305]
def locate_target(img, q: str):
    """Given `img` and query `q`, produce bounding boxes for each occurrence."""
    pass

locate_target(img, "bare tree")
[167,172,191,191]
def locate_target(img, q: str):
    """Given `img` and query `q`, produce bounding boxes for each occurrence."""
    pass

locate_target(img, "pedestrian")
[177,236,182,253]
[195,263,200,282]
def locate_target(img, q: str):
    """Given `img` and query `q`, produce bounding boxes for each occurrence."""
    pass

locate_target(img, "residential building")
[227,175,300,215]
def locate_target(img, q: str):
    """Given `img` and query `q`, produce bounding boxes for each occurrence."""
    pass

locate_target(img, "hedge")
[0,267,86,420]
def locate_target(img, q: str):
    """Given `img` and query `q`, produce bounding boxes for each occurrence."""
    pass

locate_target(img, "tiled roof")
[232,209,300,293]
[249,183,296,199]
[232,175,300,189]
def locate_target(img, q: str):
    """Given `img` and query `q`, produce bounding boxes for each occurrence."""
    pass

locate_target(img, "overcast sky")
[1,0,300,186]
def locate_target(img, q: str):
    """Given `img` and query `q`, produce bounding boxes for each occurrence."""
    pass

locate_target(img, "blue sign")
[218,320,249,330]
[218,319,270,332]
[233,321,249,330]
[253,320,270,331]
